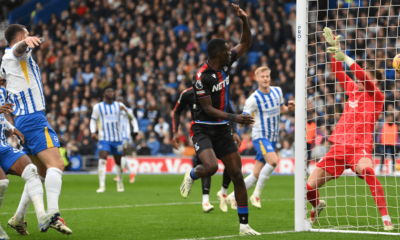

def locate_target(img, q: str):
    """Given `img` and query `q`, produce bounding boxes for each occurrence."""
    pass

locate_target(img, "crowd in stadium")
[0,0,399,165]
[0,0,297,161]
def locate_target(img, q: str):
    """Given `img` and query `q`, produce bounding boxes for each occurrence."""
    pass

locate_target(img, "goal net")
[295,0,400,235]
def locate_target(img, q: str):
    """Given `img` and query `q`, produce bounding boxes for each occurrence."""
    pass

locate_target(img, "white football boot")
[250,195,261,209]
[216,191,228,212]
[310,200,326,224]
[202,202,214,213]
[180,170,194,198]
[239,224,261,235]
[226,194,237,210]
[96,187,106,193]
[7,216,28,235]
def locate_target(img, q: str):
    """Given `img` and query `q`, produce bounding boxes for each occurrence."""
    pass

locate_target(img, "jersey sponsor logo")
[195,143,200,151]
[196,90,205,95]
[195,80,203,89]
[349,100,358,108]
[212,77,229,92]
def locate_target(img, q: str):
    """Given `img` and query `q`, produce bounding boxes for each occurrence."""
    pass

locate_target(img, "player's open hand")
[172,134,180,150]
[233,132,242,148]
[327,47,347,61]
[288,100,295,112]
[24,37,42,49]
[232,3,247,19]
[91,133,98,141]
[11,128,24,145]
[322,27,341,47]
[235,114,255,125]
[0,103,14,114]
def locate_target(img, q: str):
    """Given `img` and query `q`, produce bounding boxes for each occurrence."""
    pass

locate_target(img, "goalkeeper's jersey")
[242,87,284,142]
[329,57,384,150]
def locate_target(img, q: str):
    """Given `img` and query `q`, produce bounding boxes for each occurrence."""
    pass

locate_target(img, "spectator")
[159,134,174,156]
[279,140,294,158]
[154,117,169,138]
[137,141,151,156]
[147,131,160,156]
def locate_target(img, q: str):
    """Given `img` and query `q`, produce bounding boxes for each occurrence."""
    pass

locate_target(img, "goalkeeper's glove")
[327,46,355,66]
[322,27,341,47]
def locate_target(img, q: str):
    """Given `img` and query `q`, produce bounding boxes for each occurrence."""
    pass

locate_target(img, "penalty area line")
[175,230,295,240]
[0,198,293,215]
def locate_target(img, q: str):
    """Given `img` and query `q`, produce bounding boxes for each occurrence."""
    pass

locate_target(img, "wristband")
[227,113,237,122]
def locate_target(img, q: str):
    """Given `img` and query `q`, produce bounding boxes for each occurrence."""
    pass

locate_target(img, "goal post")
[295,0,400,235]
[294,0,309,232]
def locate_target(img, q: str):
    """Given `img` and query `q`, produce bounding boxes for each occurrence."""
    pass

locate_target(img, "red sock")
[307,184,320,208]
[361,167,388,217]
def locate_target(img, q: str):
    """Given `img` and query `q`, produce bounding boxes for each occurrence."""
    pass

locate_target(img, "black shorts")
[191,123,238,159]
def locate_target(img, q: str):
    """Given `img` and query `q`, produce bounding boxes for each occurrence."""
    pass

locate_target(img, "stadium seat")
[138,119,151,133]
[248,51,260,67]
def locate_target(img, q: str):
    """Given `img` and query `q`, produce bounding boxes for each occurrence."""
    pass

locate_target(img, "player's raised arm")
[232,4,251,59]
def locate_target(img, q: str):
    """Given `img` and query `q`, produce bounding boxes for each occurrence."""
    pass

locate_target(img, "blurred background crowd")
[0,0,297,161]
[1,0,399,169]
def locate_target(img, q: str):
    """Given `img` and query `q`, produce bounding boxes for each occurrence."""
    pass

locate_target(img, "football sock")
[45,167,63,212]
[244,173,258,190]
[202,194,209,204]
[237,205,249,225]
[382,215,392,224]
[306,183,320,208]
[222,168,231,189]
[0,179,9,210]
[253,164,275,197]
[201,176,211,195]
[220,186,228,195]
[16,176,44,221]
[189,168,199,180]
[229,173,258,200]
[116,164,123,183]
[361,167,388,217]
[21,164,46,219]
[98,159,107,188]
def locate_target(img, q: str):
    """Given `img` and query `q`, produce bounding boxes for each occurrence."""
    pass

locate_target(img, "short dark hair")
[206,38,228,59]
[4,24,26,44]
[102,85,114,95]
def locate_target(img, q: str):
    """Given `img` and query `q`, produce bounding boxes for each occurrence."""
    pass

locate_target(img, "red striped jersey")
[192,49,237,124]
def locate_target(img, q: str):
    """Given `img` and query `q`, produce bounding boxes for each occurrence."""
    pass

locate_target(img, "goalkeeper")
[306,27,393,231]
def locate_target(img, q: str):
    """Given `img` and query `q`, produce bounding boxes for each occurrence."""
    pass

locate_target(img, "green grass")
[1,174,399,239]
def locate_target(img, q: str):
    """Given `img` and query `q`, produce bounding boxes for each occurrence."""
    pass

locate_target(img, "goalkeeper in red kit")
[306,27,394,231]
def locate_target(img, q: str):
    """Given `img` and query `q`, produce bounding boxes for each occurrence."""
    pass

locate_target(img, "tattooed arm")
[13,37,42,57]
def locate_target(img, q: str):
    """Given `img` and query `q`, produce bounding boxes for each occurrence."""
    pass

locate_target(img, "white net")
[305,0,400,234]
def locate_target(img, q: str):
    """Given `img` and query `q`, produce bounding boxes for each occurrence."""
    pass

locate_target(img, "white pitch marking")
[0,198,294,215]
[175,230,295,240]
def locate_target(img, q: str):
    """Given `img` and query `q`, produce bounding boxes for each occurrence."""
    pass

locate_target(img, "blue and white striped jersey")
[120,108,139,140]
[0,47,46,116]
[91,101,126,142]
[243,87,284,142]
[0,87,14,144]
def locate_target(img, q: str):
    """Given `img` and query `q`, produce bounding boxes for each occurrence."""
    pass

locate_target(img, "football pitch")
[1,174,400,239]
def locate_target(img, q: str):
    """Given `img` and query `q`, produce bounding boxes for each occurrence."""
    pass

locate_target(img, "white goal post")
[295,0,400,235]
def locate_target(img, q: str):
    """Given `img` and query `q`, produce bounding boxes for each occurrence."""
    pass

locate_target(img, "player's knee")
[270,162,277,168]
[229,169,243,181]
[205,163,218,176]
[52,159,65,172]
[361,167,375,177]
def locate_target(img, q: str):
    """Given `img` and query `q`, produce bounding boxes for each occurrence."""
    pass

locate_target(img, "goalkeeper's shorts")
[316,144,371,178]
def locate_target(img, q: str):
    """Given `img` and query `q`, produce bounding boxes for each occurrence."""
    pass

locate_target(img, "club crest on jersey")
[349,100,358,108]
[196,80,203,89]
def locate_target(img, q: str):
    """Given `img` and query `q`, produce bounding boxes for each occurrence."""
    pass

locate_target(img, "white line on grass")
[175,230,295,240]
[0,198,293,215]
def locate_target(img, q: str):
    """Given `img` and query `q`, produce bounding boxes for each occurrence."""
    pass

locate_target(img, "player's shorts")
[0,142,25,173]
[191,123,238,159]
[252,138,277,164]
[98,140,124,155]
[14,111,60,156]
[316,144,372,178]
